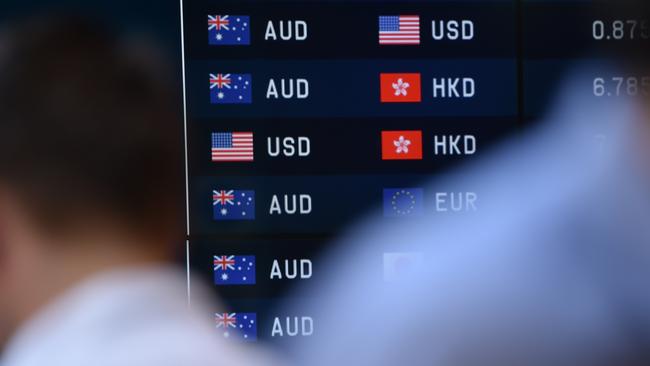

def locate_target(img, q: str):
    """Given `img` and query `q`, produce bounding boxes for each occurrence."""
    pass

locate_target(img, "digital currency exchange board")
[181,0,636,344]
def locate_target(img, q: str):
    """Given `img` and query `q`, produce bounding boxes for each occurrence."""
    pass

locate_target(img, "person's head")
[0,16,182,341]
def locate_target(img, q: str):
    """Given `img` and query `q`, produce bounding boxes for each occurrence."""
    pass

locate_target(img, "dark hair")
[0,16,183,240]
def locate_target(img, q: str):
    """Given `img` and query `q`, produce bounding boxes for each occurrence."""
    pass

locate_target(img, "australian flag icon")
[213,189,255,220]
[213,255,256,285]
[215,312,257,342]
[208,15,250,46]
[210,73,252,104]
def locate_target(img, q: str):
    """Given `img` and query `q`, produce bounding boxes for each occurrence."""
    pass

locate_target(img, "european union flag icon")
[210,73,252,104]
[208,15,251,46]
[383,188,424,217]
[213,190,255,220]
[215,312,257,342]
[213,255,256,285]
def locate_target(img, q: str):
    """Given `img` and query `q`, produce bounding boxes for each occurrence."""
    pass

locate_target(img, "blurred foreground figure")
[0,19,264,366]
[290,3,650,365]
[292,71,650,365]
[292,72,650,365]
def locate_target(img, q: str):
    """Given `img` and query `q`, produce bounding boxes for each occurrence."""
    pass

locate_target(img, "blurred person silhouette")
[290,3,650,366]
[0,17,266,366]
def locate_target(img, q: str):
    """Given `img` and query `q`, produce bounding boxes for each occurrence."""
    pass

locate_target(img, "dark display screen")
[181,0,625,344]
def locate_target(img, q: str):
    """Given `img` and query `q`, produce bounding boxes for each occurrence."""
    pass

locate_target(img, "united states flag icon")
[378,15,421,45]
[211,132,254,162]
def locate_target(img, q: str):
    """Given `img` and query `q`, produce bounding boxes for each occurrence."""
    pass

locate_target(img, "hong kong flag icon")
[382,130,423,160]
[380,73,422,103]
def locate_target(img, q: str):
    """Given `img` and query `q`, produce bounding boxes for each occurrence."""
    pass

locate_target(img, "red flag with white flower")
[381,130,423,160]
[380,73,422,103]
